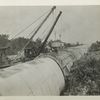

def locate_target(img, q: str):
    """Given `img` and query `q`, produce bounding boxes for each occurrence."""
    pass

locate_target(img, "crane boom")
[22,6,56,50]
[39,11,62,54]
[23,11,62,60]
[13,6,56,61]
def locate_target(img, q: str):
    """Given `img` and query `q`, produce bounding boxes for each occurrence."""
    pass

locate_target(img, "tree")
[0,34,10,47]
[88,41,100,52]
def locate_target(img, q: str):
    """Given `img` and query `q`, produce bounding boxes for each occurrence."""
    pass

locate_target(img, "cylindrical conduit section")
[0,57,65,96]
[0,45,89,96]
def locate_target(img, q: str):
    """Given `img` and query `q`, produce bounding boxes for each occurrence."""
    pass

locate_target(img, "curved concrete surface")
[0,57,65,96]
[0,45,89,96]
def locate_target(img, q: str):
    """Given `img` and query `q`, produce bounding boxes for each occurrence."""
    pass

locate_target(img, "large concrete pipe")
[0,45,89,96]
[0,57,65,96]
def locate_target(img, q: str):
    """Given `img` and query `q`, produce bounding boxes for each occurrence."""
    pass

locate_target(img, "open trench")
[0,45,89,96]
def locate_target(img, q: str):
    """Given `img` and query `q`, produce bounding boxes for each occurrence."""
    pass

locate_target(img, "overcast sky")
[0,6,100,44]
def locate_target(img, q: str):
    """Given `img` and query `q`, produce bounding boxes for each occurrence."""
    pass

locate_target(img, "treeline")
[64,42,83,48]
[0,34,10,47]
[88,41,100,52]
[0,34,42,55]
[0,34,85,55]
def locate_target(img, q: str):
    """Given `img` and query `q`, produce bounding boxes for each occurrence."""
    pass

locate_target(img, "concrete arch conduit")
[0,45,89,96]
[0,57,65,96]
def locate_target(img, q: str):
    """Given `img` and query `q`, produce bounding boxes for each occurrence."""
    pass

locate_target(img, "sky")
[0,6,100,44]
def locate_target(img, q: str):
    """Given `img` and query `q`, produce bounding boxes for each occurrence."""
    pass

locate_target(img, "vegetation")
[0,34,42,55]
[62,43,100,95]
[0,34,10,47]
[64,42,83,48]
[88,41,100,52]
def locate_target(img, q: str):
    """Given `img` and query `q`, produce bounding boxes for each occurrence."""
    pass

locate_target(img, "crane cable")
[13,8,57,61]
[10,8,51,40]
[7,8,51,54]
[40,22,52,42]
[24,24,39,39]
[41,13,56,42]
[21,15,53,52]
[13,9,56,61]
[12,26,39,61]
[13,22,51,61]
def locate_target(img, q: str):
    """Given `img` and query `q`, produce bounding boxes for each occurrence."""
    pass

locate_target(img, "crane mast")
[14,6,56,61]
[23,6,56,50]
[39,11,62,54]
[24,11,62,60]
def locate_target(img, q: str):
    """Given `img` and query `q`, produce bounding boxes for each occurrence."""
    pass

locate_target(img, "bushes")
[0,34,42,55]
[88,41,100,52]
[62,55,100,95]
[0,34,10,47]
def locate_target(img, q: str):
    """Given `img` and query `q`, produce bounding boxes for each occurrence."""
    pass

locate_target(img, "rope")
[10,9,51,40]
[12,8,56,61]
[41,29,49,42]
[25,25,40,39]
[12,14,52,61]
[39,21,52,42]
